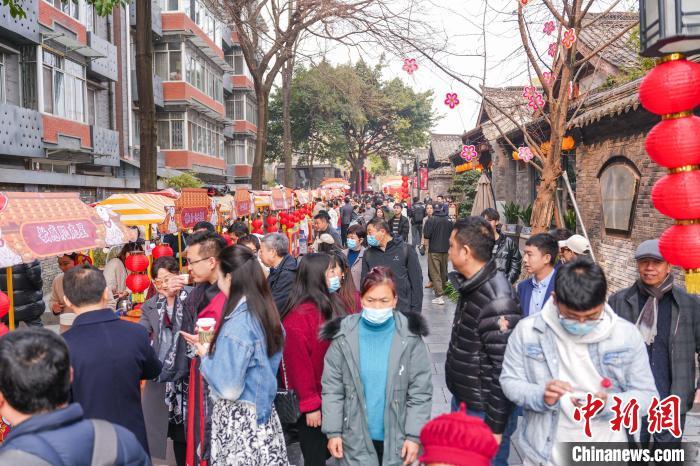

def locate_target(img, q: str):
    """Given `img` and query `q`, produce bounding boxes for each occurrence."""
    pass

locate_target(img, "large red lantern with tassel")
[126,273,151,294]
[125,254,149,273]
[640,55,700,292]
[152,244,174,259]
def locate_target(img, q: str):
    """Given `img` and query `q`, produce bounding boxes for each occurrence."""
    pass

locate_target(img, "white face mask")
[361,307,393,325]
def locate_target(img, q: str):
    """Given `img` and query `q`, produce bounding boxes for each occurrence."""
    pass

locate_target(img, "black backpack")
[412,204,426,223]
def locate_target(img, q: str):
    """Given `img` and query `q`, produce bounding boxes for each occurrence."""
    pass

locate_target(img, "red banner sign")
[21,220,98,256]
[419,168,429,190]
[180,208,208,228]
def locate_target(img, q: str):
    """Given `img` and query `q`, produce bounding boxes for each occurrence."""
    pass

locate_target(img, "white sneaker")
[432,297,445,305]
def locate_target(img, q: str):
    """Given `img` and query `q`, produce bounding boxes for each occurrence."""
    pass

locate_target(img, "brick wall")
[575,111,679,293]
[40,258,60,296]
[429,174,453,199]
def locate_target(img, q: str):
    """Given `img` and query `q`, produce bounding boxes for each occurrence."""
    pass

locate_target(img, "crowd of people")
[0,192,697,466]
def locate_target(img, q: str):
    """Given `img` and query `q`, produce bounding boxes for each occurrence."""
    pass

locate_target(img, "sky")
[298,0,639,135]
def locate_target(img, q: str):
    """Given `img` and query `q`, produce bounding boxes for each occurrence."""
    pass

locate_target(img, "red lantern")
[125,254,149,273]
[652,171,700,220]
[645,116,700,168]
[152,244,174,259]
[0,291,9,319]
[639,59,700,116]
[252,218,263,229]
[253,227,264,235]
[266,216,278,226]
[126,273,151,293]
[279,212,288,222]
[660,224,700,270]
[402,175,408,182]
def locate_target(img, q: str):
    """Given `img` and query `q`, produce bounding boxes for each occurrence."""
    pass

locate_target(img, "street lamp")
[639,0,700,57]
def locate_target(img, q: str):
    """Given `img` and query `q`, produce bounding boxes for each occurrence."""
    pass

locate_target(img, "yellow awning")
[97,193,175,226]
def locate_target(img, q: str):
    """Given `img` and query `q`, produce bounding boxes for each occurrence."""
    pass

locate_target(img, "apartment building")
[0,0,256,201]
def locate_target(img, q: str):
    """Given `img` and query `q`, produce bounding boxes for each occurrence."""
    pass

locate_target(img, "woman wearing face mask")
[344,224,366,290]
[329,252,361,313]
[280,253,350,466]
[320,267,433,466]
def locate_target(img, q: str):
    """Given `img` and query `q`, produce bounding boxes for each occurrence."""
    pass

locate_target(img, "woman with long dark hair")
[329,252,361,314]
[185,245,287,465]
[280,253,348,466]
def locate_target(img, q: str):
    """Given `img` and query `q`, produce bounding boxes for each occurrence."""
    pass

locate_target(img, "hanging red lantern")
[152,244,174,259]
[126,273,151,293]
[0,291,9,319]
[266,215,278,226]
[125,254,149,273]
[659,224,700,270]
[253,227,264,235]
[639,58,700,116]
[652,171,700,220]
[252,218,263,229]
[645,116,700,168]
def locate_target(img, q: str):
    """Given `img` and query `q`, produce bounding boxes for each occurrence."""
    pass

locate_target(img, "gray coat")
[343,247,366,290]
[320,312,433,466]
[609,283,700,414]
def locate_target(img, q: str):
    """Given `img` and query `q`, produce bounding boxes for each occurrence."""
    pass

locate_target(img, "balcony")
[0,0,40,44]
[91,125,120,167]
[163,150,226,174]
[0,103,43,158]
[232,75,255,92]
[129,0,163,37]
[161,12,231,72]
[162,81,225,121]
[226,164,253,179]
[131,70,164,108]
[87,32,118,81]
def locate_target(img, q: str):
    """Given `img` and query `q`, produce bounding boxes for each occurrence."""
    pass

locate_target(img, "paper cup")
[197,318,216,343]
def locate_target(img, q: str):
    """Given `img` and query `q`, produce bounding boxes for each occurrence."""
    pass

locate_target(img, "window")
[226,48,253,80]
[598,158,640,233]
[86,3,96,32]
[157,112,185,150]
[132,110,141,146]
[154,42,182,81]
[0,54,5,104]
[188,111,223,157]
[87,87,98,126]
[45,0,81,20]
[228,92,256,125]
[43,51,86,122]
[233,139,245,164]
[20,46,37,110]
[185,46,223,102]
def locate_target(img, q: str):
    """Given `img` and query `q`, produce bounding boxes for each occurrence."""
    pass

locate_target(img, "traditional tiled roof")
[578,11,640,71]
[429,133,463,162]
[568,78,641,128]
[480,86,538,139]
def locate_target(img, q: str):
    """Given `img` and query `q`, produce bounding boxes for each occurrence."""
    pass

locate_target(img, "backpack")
[412,204,426,224]
[0,420,118,466]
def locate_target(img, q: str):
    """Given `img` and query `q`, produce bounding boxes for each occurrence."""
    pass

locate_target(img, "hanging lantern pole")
[6,267,13,331]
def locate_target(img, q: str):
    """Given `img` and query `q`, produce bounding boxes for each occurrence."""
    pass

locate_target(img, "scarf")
[635,273,675,345]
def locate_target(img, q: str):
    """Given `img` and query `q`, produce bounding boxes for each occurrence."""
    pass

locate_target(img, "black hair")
[63,265,107,307]
[481,208,500,222]
[187,230,227,259]
[282,253,345,321]
[549,228,573,243]
[118,241,144,262]
[193,221,215,233]
[554,257,607,311]
[314,211,331,222]
[211,246,283,356]
[152,256,179,279]
[318,241,342,254]
[330,252,358,313]
[413,196,419,203]
[229,220,250,238]
[452,217,495,263]
[368,218,391,234]
[237,234,260,252]
[348,224,367,240]
[526,233,559,266]
[0,328,71,413]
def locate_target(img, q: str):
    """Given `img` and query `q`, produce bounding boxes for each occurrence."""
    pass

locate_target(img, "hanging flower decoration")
[543,21,555,35]
[402,58,418,75]
[522,85,536,101]
[444,92,460,109]
[548,42,558,58]
[461,144,477,162]
[519,0,528,5]
[525,91,545,113]
[542,71,555,86]
[562,28,577,49]
[518,146,534,162]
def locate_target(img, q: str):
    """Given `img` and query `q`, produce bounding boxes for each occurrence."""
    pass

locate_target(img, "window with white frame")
[42,51,86,122]
[247,139,255,165]
[233,139,245,164]
[157,112,185,150]
[188,110,223,158]
[226,48,253,80]
[160,0,221,45]
[45,0,82,20]
[185,46,222,102]
[228,91,257,125]
[154,42,182,81]
[0,54,5,104]
[87,86,97,125]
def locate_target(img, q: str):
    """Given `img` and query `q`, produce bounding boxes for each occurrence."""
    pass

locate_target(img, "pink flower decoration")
[542,72,555,86]
[548,43,558,58]
[518,146,533,163]
[444,93,460,109]
[528,92,545,112]
[402,58,418,75]
[543,21,555,35]
[519,0,528,5]
[522,85,536,101]
[562,28,577,49]
[461,145,477,162]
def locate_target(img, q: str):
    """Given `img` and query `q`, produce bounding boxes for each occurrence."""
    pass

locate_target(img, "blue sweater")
[359,316,395,441]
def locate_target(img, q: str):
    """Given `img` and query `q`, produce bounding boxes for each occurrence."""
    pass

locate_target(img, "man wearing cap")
[609,239,700,447]
[558,234,592,264]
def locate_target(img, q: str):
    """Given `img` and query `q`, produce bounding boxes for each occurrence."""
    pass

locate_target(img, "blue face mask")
[361,307,393,325]
[347,238,358,250]
[367,235,380,247]
[559,316,599,336]
[328,276,341,293]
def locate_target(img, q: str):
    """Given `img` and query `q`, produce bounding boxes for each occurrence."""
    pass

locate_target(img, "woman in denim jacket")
[187,245,288,465]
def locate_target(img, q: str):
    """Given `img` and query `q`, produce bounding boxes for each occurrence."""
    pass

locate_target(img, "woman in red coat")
[280,253,352,466]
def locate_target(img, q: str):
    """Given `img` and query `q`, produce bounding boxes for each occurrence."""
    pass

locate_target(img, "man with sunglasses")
[500,258,658,466]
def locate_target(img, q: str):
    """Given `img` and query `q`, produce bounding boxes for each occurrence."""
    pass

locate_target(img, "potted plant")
[519,203,533,237]
[503,202,521,235]
[564,208,577,233]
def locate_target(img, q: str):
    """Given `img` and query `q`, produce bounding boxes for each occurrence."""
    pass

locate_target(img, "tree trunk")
[308,156,314,188]
[281,54,294,187]
[252,88,270,189]
[136,0,157,192]
[351,157,363,194]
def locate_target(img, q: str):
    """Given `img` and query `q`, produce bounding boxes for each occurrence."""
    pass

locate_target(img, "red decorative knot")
[601,378,612,389]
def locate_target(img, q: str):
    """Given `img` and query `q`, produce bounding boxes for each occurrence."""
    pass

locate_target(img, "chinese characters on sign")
[180,208,208,229]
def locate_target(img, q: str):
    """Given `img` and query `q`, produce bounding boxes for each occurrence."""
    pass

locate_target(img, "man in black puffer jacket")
[482,208,522,284]
[446,216,521,464]
[0,260,45,327]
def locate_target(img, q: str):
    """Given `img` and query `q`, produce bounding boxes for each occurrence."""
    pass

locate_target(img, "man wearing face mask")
[361,218,423,314]
[500,258,658,466]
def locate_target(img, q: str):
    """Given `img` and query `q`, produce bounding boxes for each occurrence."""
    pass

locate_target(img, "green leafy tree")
[367,154,389,176]
[165,172,203,190]
[448,171,481,218]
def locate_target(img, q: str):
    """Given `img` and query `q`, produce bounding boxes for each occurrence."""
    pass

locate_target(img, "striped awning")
[97,193,175,226]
